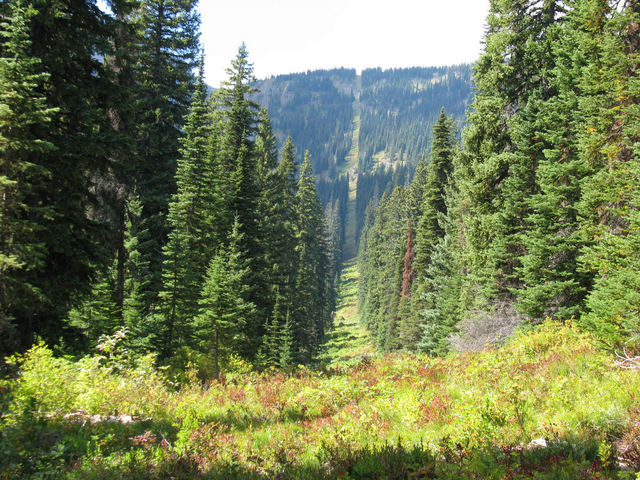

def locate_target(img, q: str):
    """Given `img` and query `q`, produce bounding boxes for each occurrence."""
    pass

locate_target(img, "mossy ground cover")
[2,321,640,479]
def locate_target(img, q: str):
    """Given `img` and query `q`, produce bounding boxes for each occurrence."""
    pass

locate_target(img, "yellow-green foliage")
[3,336,169,418]
[3,321,640,479]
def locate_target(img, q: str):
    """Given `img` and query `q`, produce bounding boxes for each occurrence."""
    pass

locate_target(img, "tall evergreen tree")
[214,44,264,356]
[0,3,57,354]
[358,187,409,351]
[414,109,458,280]
[516,2,595,321]
[133,0,200,317]
[1,0,122,350]
[195,217,255,379]
[159,60,217,356]
[259,137,300,365]
[399,110,457,349]
[577,0,640,347]
[456,0,567,315]
[292,152,329,362]
[120,194,156,351]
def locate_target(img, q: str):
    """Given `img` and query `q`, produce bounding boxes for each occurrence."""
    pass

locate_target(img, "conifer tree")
[516,4,595,321]
[418,215,464,355]
[0,3,57,353]
[254,109,283,325]
[577,1,640,347]
[215,43,260,238]
[120,194,156,350]
[159,60,217,356]
[393,110,458,349]
[407,155,429,221]
[67,263,121,347]
[292,152,329,362]
[414,110,457,280]
[456,0,566,316]
[1,0,121,349]
[195,217,255,379]
[279,308,296,368]
[132,0,200,317]
[214,45,265,355]
[358,188,409,351]
[259,137,300,365]
[260,287,284,368]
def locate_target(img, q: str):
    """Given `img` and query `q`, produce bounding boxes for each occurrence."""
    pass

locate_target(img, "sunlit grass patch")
[3,321,640,478]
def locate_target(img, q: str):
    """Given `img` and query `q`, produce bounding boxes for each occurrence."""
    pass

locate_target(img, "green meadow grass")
[316,260,374,367]
[2,319,640,479]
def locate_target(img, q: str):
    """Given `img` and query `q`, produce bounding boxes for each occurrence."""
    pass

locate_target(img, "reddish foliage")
[419,391,452,424]
[255,382,283,410]
[303,415,335,431]
[228,388,246,403]
[518,362,537,375]
[617,406,640,470]
[129,430,157,447]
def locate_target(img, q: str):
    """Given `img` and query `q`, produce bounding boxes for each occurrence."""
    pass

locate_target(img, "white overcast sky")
[200,0,491,86]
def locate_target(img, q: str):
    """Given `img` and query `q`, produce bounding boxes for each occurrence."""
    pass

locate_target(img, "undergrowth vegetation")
[1,321,640,479]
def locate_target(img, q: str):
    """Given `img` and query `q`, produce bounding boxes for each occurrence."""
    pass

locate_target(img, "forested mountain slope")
[253,65,472,178]
[253,65,473,254]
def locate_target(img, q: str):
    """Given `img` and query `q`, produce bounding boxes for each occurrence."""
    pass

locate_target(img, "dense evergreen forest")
[253,65,474,253]
[359,0,640,354]
[358,65,472,170]
[3,0,640,478]
[0,0,336,371]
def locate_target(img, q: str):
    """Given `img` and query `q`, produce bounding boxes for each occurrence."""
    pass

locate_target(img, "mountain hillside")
[253,65,473,255]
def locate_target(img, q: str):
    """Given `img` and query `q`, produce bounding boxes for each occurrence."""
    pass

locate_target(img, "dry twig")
[614,336,640,370]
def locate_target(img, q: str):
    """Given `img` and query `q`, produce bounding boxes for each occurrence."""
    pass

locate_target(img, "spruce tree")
[195,217,255,379]
[0,3,56,353]
[292,151,329,362]
[132,0,200,317]
[577,1,640,347]
[159,60,217,356]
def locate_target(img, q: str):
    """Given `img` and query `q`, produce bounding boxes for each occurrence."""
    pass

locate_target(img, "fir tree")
[414,110,457,279]
[195,217,255,379]
[1,0,121,349]
[120,194,155,351]
[396,110,458,349]
[516,9,593,321]
[0,3,57,353]
[259,137,300,365]
[577,1,640,347]
[214,44,264,356]
[133,0,200,317]
[159,60,217,356]
[453,0,567,323]
[418,218,463,355]
[292,151,330,362]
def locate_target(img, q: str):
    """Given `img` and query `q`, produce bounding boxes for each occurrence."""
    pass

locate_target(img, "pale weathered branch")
[614,336,640,370]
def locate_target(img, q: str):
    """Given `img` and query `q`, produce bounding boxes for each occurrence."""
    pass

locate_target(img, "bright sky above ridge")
[200,0,491,86]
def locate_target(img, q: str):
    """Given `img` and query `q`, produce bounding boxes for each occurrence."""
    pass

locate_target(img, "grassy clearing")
[340,74,361,260]
[2,321,640,479]
[316,260,374,367]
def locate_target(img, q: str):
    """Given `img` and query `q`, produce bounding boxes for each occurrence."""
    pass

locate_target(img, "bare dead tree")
[614,336,640,370]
